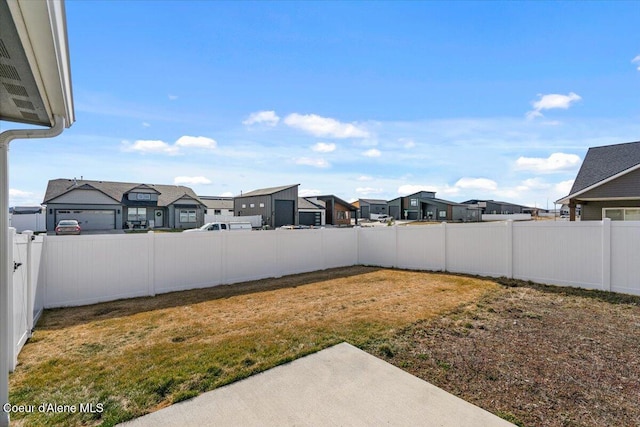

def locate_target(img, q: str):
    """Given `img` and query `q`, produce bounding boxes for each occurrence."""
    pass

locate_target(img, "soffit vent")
[0,63,21,81]
[12,98,34,110]
[20,111,39,121]
[3,83,28,97]
[0,39,9,59]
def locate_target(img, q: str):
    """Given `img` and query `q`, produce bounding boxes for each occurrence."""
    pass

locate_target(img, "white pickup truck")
[183,222,252,232]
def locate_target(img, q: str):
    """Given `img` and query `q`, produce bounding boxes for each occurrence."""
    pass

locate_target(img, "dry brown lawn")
[10,266,496,426]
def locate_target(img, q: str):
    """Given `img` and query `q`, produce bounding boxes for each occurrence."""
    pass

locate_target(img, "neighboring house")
[43,178,206,231]
[389,191,479,222]
[298,197,326,227]
[316,195,357,226]
[234,184,299,228]
[200,196,234,216]
[357,198,388,219]
[462,199,534,215]
[557,141,640,221]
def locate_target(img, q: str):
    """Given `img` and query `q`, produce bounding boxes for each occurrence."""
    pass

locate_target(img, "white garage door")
[56,210,116,231]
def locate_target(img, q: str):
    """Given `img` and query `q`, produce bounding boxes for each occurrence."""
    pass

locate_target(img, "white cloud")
[454,177,498,191]
[168,94,178,100]
[632,55,640,71]
[357,175,373,181]
[299,188,322,197]
[122,135,217,155]
[397,184,438,195]
[174,176,212,185]
[555,179,574,196]
[526,92,582,119]
[220,192,234,197]
[284,113,369,138]
[142,122,151,128]
[356,187,384,195]
[362,148,381,158]
[399,138,416,149]
[175,135,217,149]
[9,189,40,206]
[295,157,330,168]
[123,139,180,155]
[311,142,337,153]
[243,110,280,126]
[9,189,33,198]
[515,152,581,173]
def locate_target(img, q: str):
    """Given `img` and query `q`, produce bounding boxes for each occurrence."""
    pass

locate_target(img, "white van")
[184,222,252,232]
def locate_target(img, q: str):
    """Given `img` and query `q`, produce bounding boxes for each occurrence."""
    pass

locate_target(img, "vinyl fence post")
[7,228,15,373]
[506,220,513,279]
[602,218,611,292]
[147,231,155,297]
[441,222,447,272]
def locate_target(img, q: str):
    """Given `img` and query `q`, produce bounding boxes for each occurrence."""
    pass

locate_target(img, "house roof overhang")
[556,163,640,205]
[0,0,74,128]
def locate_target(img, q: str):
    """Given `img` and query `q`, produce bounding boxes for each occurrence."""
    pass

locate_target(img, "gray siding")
[581,200,640,221]
[234,186,298,228]
[578,168,640,199]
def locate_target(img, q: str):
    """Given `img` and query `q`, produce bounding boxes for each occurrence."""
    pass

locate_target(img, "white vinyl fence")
[7,230,44,370]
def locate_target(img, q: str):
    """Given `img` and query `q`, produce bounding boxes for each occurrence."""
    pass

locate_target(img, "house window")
[250,203,255,208]
[128,207,147,221]
[136,193,151,200]
[337,211,349,220]
[439,211,447,218]
[241,204,247,209]
[180,210,196,223]
[259,203,265,208]
[603,208,640,221]
[214,209,221,215]
[410,199,418,207]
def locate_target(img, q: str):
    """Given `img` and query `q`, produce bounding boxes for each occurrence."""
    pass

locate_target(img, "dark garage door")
[299,211,321,226]
[389,205,400,220]
[274,200,295,227]
[56,209,116,231]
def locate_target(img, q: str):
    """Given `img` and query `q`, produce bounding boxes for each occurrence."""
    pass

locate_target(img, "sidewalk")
[119,342,514,427]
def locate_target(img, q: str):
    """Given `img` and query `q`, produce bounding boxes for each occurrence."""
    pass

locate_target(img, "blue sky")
[6,1,640,209]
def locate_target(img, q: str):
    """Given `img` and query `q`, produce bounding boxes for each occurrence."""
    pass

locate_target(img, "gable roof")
[298,197,325,210]
[43,179,204,207]
[237,184,299,197]
[557,141,640,203]
[359,198,388,205]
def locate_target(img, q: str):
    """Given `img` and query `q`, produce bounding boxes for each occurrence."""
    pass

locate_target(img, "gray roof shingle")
[43,178,204,207]
[236,184,299,197]
[568,141,640,196]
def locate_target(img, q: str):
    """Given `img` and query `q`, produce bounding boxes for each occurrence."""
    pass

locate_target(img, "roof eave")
[2,0,74,128]
[556,163,640,205]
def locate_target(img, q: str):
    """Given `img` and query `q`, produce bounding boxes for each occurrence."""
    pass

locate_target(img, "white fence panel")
[31,235,45,323]
[446,222,509,277]
[513,221,603,289]
[12,233,29,368]
[396,225,445,271]
[276,230,325,276]
[358,227,397,267]
[43,234,150,307]
[224,231,278,283]
[610,222,640,295]
[323,228,358,269]
[153,232,224,293]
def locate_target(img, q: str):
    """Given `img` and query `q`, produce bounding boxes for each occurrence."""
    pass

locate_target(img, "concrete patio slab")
[119,342,514,427]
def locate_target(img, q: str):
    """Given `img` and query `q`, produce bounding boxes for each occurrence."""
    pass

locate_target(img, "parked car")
[377,215,392,223]
[183,222,252,232]
[55,219,81,235]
